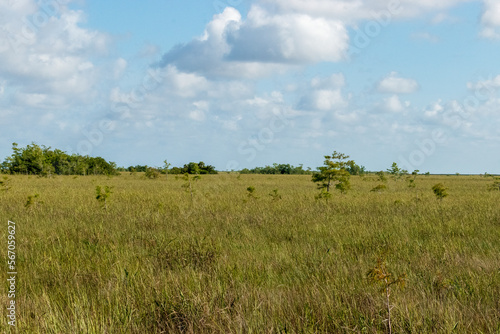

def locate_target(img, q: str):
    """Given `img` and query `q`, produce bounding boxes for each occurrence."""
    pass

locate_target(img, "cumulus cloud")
[189,101,209,122]
[109,65,211,121]
[158,0,500,79]
[160,6,349,78]
[377,72,419,94]
[0,0,108,106]
[297,73,349,111]
[419,97,500,143]
[227,5,349,63]
[383,95,409,112]
[481,0,500,26]
[300,90,347,111]
[159,8,292,78]
[108,63,259,125]
[161,65,210,98]
[160,8,240,75]
[424,100,444,118]
[480,0,500,39]
[467,74,500,93]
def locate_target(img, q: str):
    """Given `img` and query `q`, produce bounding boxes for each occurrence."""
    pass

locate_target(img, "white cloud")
[108,64,257,128]
[160,8,242,76]
[158,0,499,80]
[0,1,108,107]
[160,6,348,78]
[298,73,349,111]
[377,72,419,94]
[245,96,271,107]
[110,66,209,115]
[482,0,500,26]
[420,97,500,143]
[189,101,209,122]
[480,27,500,39]
[256,0,469,22]
[227,5,349,63]
[160,8,287,78]
[424,100,444,118]
[480,0,500,38]
[467,74,500,92]
[304,90,348,111]
[384,95,408,112]
[162,65,209,98]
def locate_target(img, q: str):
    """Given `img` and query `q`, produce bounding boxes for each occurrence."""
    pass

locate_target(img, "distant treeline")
[1,142,372,177]
[119,162,217,175]
[239,162,366,175]
[239,164,311,175]
[1,143,118,176]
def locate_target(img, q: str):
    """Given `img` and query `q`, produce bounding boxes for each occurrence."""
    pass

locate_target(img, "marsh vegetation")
[0,172,498,333]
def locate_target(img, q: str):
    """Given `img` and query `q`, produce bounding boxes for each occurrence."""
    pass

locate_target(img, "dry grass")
[0,173,499,333]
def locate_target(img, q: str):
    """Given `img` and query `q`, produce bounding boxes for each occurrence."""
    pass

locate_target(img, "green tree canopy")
[239,163,311,175]
[1,143,118,176]
[312,151,353,194]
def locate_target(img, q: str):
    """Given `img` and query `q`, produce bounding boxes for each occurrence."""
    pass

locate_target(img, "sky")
[1,0,500,173]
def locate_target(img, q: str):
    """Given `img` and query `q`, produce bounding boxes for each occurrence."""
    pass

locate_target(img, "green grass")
[1,173,499,333]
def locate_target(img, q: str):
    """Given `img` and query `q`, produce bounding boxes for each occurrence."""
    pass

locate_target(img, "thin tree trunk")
[189,180,193,203]
[386,283,392,334]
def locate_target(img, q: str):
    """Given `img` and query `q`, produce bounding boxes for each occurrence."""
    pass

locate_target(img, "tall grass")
[0,173,499,333]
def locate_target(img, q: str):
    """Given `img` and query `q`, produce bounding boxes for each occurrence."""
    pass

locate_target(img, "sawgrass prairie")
[0,173,499,333]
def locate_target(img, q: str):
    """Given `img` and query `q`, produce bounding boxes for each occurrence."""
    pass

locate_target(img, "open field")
[1,173,499,333]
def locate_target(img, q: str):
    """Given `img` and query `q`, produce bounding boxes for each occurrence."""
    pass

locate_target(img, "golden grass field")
[0,173,499,333]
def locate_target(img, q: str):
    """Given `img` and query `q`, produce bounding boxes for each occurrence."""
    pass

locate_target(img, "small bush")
[96,185,113,209]
[25,193,43,209]
[145,167,161,179]
[432,183,448,201]
[371,184,387,193]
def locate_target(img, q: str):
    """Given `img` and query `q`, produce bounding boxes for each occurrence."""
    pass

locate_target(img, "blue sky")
[1,0,500,173]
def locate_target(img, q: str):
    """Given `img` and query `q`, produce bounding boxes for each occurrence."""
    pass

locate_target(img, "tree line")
[239,162,366,175]
[1,143,118,176]
[240,163,311,175]
[0,143,218,176]
[119,161,217,175]
[0,143,382,179]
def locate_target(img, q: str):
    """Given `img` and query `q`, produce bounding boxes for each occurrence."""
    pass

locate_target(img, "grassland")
[0,173,499,333]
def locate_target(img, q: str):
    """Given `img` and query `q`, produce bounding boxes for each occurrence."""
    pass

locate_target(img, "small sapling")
[367,257,406,334]
[96,185,113,210]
